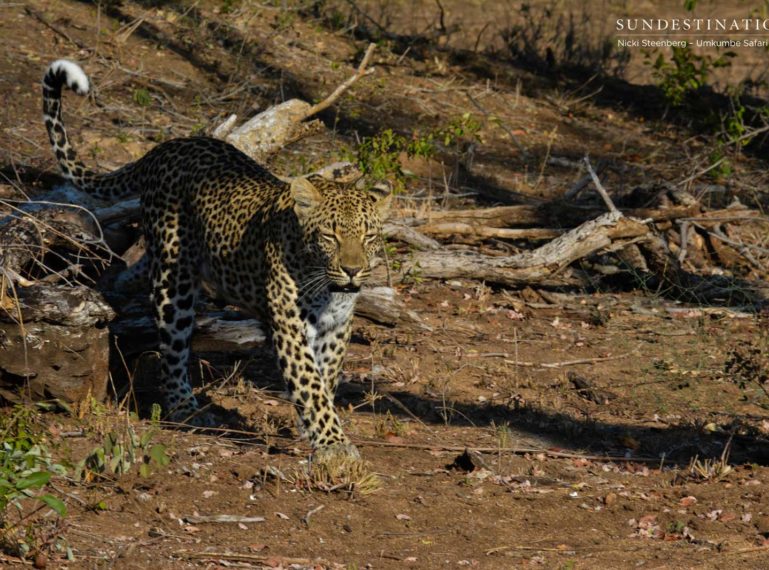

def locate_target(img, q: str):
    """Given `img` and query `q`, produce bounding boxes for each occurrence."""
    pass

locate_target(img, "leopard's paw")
[311,441,361,465]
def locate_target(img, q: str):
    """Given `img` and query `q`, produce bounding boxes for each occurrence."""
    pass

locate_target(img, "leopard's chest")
[302,291,356,354]
[305,291,356,336]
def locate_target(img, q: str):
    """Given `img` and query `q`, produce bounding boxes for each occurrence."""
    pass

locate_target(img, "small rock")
[604,492,618,507]
[33,553,47,569]
[679,496,697,507]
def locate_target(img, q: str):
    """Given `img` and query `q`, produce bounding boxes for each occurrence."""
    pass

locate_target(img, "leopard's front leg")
[267,276,358,459]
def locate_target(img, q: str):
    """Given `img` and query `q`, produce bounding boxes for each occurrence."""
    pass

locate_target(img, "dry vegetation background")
[2,0,769,568]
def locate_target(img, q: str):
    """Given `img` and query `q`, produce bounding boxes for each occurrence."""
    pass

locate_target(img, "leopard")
[41,59,391,460]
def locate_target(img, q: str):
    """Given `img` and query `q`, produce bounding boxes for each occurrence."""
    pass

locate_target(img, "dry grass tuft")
[261,455,382,496]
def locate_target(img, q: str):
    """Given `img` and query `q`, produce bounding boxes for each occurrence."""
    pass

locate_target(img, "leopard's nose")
[341,265,361,279]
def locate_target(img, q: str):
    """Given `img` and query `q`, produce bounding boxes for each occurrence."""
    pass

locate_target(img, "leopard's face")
[291,175,391,291]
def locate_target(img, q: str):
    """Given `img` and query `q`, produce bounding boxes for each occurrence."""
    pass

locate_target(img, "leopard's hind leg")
[146,211,206,424]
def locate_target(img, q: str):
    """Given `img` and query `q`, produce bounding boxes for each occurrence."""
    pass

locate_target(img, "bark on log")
[417,222,562,241]
[215,44,377,162]
[397,213,650,287]
[0,284,114,404]
[110,286,424,357]
[397,202,701,230]
[355,286,429,329]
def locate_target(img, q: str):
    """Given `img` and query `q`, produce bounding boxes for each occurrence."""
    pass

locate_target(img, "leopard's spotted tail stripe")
[42,60,136,200]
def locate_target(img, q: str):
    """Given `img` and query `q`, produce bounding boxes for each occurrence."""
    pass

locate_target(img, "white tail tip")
[48,59,90,96]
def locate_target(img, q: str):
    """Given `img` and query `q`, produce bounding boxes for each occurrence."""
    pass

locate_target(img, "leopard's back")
[137,137,292,314]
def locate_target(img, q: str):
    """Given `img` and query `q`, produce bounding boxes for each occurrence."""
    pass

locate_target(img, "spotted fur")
[42,60,391,457]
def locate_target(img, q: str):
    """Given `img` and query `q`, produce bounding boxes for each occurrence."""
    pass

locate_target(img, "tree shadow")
[335,382,769,467]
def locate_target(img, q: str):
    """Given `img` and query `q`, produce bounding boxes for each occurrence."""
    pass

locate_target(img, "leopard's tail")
[43,60,135,200]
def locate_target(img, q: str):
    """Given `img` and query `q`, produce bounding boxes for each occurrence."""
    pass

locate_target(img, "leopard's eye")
[319,228,336,242]
[364,233,379,244]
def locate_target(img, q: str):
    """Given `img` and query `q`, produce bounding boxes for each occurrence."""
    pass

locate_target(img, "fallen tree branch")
[397,212,649,287]
[417,222,562,241]
[503,352,636,369]
[216,45,377,161]
[584,155,620,215]
[183,514,266,524]
[302,43,376,119]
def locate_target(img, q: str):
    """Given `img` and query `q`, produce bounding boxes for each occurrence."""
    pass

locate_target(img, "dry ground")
[1,1,769,568]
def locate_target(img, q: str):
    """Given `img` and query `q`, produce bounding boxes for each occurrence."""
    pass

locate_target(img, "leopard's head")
[291,174,391,291]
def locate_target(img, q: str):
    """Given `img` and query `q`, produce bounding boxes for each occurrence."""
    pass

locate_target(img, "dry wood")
[183,514,266,524]
[301,504,325,526]
[397,213,649,287]
[584,155,620,214]
[302,43,376,119]
[382,221,441,250]
[112,285,425,357]
[402,204,543,228]
[176,551,325,565]
[504,352,635,369]
[355,286,428,329]
[0,203,108,282]
[0,284,113,404]
[216,44,377,161]
[418,222,562,241]
[397,202,701,230]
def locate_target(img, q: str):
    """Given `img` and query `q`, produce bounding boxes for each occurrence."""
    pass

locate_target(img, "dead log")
[355,286,429,329]
[215,44,377,162]
[416,222,562,241]
[397,202,701,230]
[397,213,650,287]
[0,204,117,404]
[111,312,266,356]
[382,222,441,250]
[0,284,114,404]
[109,286,424,358]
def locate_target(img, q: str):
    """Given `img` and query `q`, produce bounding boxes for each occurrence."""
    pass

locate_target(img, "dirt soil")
[2,1,769,569]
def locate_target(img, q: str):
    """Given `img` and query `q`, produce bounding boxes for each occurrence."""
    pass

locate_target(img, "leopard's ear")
[291,177,322,221]
[368,181,392,218]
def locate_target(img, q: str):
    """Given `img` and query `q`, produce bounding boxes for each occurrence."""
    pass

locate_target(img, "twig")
[501,352,634,369]
[302,43,377,119]
[175,551,323,565]
[677,220,690,263]
[352,439,661,463]
[677,156,726,187]
[301,504,325,527]
[563,160,606,200]
[583,155,620,214]
[183,514,266,524]
[486,545,575,555]
[704,224,769,264]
